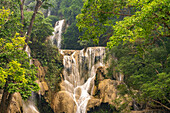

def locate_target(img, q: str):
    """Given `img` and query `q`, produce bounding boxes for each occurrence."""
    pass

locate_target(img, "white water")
[23,92,39,113]
[25,45,33,65]
[23,101,39,113]
[51,19,64,49]
[47,9,51,17]
[61,47,105,113]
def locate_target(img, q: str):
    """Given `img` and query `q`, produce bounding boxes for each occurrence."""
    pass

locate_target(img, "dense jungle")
[0,0,169,113]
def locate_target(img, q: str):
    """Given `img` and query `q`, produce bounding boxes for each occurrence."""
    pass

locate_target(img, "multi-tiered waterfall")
[48,19,124,113]
[49,19,107,113]
[60,47,105,113]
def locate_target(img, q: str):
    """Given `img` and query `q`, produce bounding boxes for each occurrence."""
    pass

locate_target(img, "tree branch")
[163,95,170,104]
[151,99,170,111]
[97,10,132,16]
[25,0,43,44]
[19,0,25,36]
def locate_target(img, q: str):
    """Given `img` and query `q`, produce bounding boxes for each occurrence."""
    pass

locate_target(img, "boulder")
[36,80,49,95]
[33,59,41,67]
[52,91,76,113]
[8,93,23,113]
[86,97,101,111]
[98,79,119,105]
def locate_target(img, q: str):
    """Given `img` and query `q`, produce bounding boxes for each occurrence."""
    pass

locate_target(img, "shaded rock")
[96,67,105,82]
[36,80,49,95]
[8,93,23,113]
[33,59,41,67]
[40,66,46,78]
[98,79,119,105]
[43,66,48,73]
[86,97,101,111]
[52,91,76,113]
[0,93,23,113]
[87,102,116,113]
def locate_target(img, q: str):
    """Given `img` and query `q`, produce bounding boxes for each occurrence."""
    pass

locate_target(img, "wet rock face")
[59,47,106,113]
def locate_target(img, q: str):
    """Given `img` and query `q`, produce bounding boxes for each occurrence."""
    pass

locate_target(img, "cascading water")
[25,45,33,65]
[23,92,39,113]
[50,19,64,49]
[61,47,106,113]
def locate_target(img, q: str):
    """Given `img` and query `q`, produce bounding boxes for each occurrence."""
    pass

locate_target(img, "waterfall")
[61,47,105,113]
[25,45,33,65]
[47,9,51,17]
[50,19,64,49]
[23,92,39,113]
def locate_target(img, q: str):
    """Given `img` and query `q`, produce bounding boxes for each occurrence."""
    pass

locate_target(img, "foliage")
[0,7,10,28]
[59,0,83,23]
[107,42,170,110]
[24,11,54,42]
[47,15,59,27]
[24,8,63,91]
[29,41,63,91]
[0,6,22,38]
[0,33,39,99]
[61,22,85,49]
[87,103,117,113]
[49,0,83,23]
[77,0,170,111]
[108,0,170,48]
[76,0,128,44]
[0,2,54,112]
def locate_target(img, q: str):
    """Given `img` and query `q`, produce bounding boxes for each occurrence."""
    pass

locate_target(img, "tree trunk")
[19,0,25,37]
[25,0,43,44]
[0,81,11,113]
[0,91,14,113]
[5,93,14,113]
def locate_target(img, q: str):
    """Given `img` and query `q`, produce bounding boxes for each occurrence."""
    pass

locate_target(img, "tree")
[76,0,131,44]
[0,0,48,43]
[109,42,170,111]
[25,0,45,44]
[24,11,54,42]
[77,0,170,111]
[0,8,39,113]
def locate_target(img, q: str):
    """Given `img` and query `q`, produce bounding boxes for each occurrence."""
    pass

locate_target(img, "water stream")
[49,19,108,113]
[61,47,105,113]
[50,19,64,49]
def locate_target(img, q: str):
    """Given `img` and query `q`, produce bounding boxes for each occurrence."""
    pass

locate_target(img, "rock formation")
[52,91,76,113]
[51,47,130,113]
